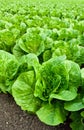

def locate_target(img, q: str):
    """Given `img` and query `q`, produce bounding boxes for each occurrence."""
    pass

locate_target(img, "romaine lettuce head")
[52,40,84,66]
[34,56,81,101]
[0,29,15,52]
[17,28,45,56]
[52,40,80,62]
[0,50,18,93]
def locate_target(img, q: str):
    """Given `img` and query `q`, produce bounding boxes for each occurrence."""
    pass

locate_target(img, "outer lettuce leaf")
[12,71,41,113]
[81,68,84,87]
[13,43,27,60]
[36,102,67,126]
[64,68,84,111]
[50,87,77,101]
[18,53,40,75]
[12,53,41,113]
[0,50,18,93]
[76,46,84,65]
[70,112,84,130]
[43,50,52,62]
[66,60,81,87]
[81,111,84,118]
[78,33,84,47]
[12,53,40,79]
[0,41,8,51]
[64,95,84,111]
[44,37,53,50]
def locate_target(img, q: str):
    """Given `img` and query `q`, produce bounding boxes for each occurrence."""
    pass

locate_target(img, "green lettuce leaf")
[12,71,41,113]
[75,46,84,65]
[81,68,84,89]
[43,50,52,62]
[64,95,84,111]
[13,43,27,60]
[50,87,77,101]
[17,53,40,75]
[70,112,84,130]
[36,102,67,126]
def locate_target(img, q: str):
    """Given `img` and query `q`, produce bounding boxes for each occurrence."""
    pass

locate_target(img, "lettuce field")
[0,0,84,129]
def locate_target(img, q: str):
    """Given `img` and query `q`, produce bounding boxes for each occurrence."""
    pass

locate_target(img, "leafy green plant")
[0,0,84,129]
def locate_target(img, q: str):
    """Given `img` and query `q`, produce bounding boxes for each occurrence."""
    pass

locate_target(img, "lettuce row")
[0,49,84,127]
[0,1,84,129]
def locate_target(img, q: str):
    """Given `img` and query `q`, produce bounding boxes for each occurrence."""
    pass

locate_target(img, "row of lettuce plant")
[0,0,84,129]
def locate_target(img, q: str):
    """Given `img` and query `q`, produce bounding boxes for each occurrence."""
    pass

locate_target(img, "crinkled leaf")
[64,95,84,111]
[18,53,40,75]
[12,71,41,113]
[43,50,52,62]
[76,46,84,65]
[65,60,81,88]
[13,41,27,60]
[50,87,77,101]
[36,103,66,126]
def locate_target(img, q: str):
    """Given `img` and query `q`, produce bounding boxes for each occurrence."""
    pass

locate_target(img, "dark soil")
[0,93,71,130]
